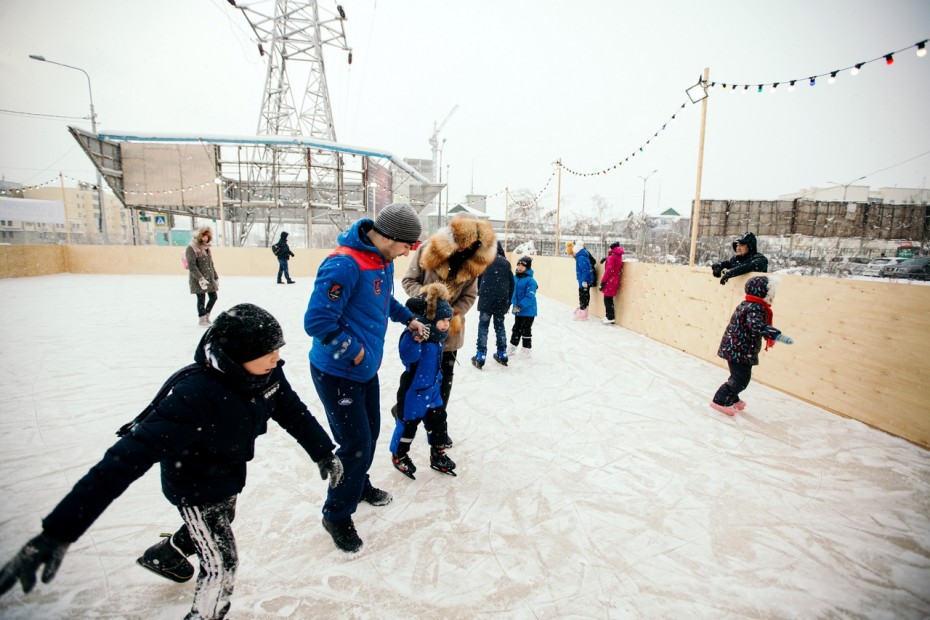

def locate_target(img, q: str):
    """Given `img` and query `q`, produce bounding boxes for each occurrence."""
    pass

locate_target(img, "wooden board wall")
[1,246,927,448]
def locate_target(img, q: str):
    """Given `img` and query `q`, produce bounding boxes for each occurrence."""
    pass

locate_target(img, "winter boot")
[322,517,363,553]
[430,447,457,476]
[506,343,518,356]
[573,308,589,320]
[136,533,195,583]
[732,400,747,411]
[286,279,296,284]
[601,317,615,325]
[198,315,210,327]
[392,454,417,479]
[471,351,486,369]
[492,350,508,366]
[710,402,739,417]
[360,486,393,506]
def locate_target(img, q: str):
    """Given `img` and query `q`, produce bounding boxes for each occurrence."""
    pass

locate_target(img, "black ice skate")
[430,447,457,476]
[392,454,417,479]
[136,533,195,583]
[322,517,363,553]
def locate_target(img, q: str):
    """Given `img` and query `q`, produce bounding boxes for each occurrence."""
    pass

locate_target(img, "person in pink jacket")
[598,242,624,324]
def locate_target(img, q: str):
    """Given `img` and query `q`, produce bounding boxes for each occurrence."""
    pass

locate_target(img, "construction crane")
[430,105,458,183]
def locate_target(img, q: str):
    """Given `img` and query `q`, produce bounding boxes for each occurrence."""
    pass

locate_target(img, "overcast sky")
[1,0,928,220]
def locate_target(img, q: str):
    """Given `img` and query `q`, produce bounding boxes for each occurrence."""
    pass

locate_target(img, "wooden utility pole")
[555,159,562,256]
[689,67,710,267]
[59,173,71,245]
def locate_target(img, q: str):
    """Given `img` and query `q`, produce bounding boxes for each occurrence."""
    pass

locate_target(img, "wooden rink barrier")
[1,244,928,448]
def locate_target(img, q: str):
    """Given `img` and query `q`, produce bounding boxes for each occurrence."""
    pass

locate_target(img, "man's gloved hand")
[712,263,723,278]
[719,273,730,285]
[0,533,70,596]
[317,454,344,488]
[198,278,209,290]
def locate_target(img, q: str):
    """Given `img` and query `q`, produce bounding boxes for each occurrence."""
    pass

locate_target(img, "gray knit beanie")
[373,203,422,244]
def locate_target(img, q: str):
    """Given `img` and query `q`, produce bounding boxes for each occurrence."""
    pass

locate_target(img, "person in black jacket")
[712,232,769,285]
[471,241,514,368]
[273,231,296,284]
[0,304,343,620]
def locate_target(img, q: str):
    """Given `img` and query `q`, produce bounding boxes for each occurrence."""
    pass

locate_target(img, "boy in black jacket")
[712,231,769,285]
[0,304,343,620]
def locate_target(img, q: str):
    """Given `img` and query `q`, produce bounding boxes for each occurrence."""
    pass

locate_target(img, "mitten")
[0,533,70,596]
[719,273,730,285]
[712,263,722,278]
[417,324,431,341]
[198,278,209,290]
[317,454,344,488]
[598,282,604,292]
[774,333,794,345]
[581,281,588,288]
[513,306,521,313]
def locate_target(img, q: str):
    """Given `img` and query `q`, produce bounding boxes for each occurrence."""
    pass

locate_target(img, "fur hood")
[419,217,497,287]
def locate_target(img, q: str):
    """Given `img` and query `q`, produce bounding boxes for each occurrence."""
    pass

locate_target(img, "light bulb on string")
[770,82,779,93]
[851,62,863,76]
[809,77,816,86]
[828,71,837,84]
[917,41,927,57]
[757,84,763,93]
[885,54,894,65]
[742,85,749,94]
[788,80,796,92]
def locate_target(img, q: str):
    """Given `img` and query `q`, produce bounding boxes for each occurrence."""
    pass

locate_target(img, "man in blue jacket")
[304,203,426,553]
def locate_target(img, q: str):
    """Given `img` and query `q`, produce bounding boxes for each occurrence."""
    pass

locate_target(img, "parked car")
[825,256,870,276]
[862,256,906,277]
[880,256,930,280]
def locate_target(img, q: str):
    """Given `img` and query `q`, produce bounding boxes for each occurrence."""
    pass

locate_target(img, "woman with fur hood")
[185,225,220,326]
[402,214,497,449]
[711,275,793,416]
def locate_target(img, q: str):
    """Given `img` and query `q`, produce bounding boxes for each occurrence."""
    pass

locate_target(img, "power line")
[0,108,86,121]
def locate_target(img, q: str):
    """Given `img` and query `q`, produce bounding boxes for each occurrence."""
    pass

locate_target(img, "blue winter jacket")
[511,268,538,317]
[397,330,445,422]
[575,248,594,287]
[305,219,413,381]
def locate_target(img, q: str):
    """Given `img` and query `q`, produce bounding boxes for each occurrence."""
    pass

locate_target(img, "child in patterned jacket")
[711,275,793,416]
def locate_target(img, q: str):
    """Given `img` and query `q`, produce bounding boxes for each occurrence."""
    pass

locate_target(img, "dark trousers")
[510,316,535,349]
[169,496,237,620]
[578,286,591,310]
[311,364,380,522]
[713,361,753,406]
[423,350,456,445]
[604,296,616,321]
[276,258,292,282]
[196,292,218,318]
[476,310,507,353]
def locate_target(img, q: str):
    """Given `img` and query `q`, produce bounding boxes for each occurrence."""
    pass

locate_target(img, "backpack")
[181,251,188,270]
[586,252,598,285]
[271,243,281,257]
[116,363,204,437]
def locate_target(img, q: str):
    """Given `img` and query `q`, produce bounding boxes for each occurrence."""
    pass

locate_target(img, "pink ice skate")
[710,402,738,417]
[732,400,747,411]
[573,308,589,320]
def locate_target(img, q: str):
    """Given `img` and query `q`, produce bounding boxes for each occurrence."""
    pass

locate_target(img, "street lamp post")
[30,54,109,244]
[638,169,658,257]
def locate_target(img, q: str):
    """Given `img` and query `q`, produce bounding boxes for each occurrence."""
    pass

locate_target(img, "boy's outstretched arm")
[0,533,69,596]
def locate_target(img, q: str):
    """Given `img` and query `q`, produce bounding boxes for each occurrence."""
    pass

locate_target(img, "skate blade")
[397,469,416,480]
[430,465,457,476]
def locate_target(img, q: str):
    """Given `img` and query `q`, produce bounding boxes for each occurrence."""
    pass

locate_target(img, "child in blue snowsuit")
[507,255,539,358]
[391,283,457,478]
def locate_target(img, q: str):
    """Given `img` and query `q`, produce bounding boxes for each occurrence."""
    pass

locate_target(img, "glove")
[198,278,209,290]
[598,283,604,292]
[581,282,588,288]
[719,274,730,285]
[0,533,70,596]
[775,333,794,345]
[513,306,521,313]
[417,324,431,341]
[712,263,722,278]
[317,454,344,488]
[764,326,793,345]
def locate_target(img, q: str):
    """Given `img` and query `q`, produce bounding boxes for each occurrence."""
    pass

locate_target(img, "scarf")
[745,294,775,351]
[191,238,211,257]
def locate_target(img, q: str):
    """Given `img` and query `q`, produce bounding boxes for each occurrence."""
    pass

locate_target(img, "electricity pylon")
[228,0,351,244]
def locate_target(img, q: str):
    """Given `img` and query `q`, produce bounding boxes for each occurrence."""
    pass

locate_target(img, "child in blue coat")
[506,255,539,359]
[391,283,457,478]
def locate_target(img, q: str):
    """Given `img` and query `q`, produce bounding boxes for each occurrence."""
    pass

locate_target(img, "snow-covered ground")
[0,274,928,619]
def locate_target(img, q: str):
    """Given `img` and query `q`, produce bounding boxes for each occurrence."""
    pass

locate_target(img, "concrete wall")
[1,245,927,448]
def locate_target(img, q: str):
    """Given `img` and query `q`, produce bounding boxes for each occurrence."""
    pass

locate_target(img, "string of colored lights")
[708,39,927,93]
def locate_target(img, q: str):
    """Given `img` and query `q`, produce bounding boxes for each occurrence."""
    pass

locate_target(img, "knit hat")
[610,241,620,249]
[517,255,532,269]
[207,303,285,364]
[565,241,575,256]
[405,283,453,322]
[373,203,422,244]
